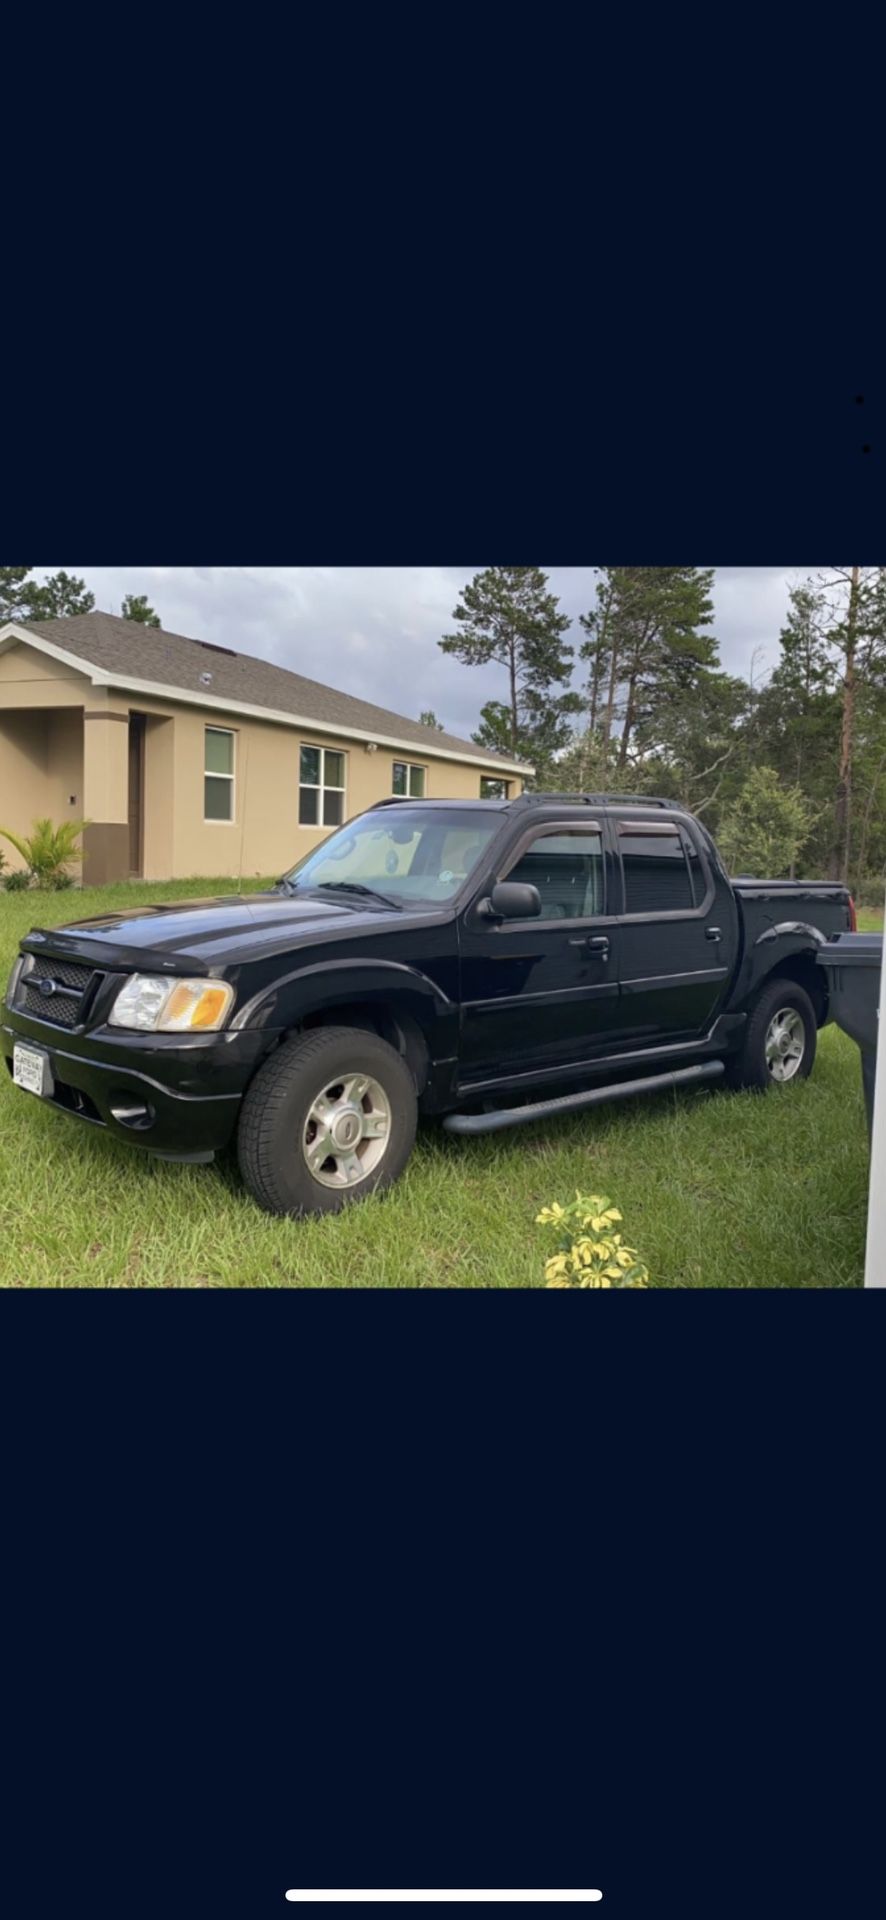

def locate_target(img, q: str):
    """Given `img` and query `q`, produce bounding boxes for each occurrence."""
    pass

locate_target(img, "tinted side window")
[508,830,604,920]
[619,826,694,914]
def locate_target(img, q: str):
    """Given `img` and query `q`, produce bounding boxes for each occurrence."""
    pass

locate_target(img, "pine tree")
[0,566,95,623]
[440,566,577,763]
[2,570,165,634]
[634,669,751,818]
[577,567,717,766]
[719,767,814,878]
[816,566,886,882]
[121,594,161,627]
[549,726,627,796]
[472,688,581,787]
[753,583,840,873]
[578,571,618,738]
[0,567,33,622]
[766,570,886,883]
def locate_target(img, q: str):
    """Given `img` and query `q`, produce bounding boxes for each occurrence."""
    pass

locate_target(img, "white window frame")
[392,760,427,799]
[480,775,511,800]
[204,726,236,825]
[299,742,348,829]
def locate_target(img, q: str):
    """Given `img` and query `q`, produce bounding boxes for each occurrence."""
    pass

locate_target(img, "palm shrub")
[0,817,88,888]
[537,1193,649,1287]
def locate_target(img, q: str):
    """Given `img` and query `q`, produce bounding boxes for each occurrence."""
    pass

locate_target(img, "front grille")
[17,954,97,1030]
[19,985,83,1028]
[27,955,94,992]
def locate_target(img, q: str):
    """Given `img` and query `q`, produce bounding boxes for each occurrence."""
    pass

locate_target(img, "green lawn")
[0,880,879,1287]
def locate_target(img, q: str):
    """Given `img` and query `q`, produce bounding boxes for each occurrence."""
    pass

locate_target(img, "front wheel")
[237,1025,418,1216]
[727,979,817,1093]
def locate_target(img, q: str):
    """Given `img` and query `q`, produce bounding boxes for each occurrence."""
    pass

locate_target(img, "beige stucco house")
[0,613,529,884]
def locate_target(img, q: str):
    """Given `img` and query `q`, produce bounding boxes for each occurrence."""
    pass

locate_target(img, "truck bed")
[733,877,852,941]
[732,878,850,905]
[731,877,853,1013]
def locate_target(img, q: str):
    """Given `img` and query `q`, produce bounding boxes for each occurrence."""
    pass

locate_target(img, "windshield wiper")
[311,881,402,910]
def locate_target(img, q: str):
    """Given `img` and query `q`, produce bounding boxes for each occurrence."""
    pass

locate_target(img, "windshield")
[282,807,501,907]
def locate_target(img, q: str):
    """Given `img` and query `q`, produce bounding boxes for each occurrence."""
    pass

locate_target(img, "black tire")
[726,978,817,1093]
[237,1025,418,1217]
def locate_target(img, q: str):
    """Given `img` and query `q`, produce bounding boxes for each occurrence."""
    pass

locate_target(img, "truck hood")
[21,890,401,971]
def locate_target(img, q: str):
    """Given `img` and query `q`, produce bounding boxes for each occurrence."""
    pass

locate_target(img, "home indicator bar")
[284,1896,603,1905]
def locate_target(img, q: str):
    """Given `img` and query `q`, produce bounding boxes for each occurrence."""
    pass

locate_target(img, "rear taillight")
[848,895,857,931]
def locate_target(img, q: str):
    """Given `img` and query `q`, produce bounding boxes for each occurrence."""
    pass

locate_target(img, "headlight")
[108,974,235,1033]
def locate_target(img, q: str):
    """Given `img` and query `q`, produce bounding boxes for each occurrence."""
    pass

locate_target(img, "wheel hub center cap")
[331,1107,362,1149]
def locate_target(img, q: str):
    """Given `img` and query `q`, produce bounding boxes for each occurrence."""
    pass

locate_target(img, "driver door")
[458,822,621,1086]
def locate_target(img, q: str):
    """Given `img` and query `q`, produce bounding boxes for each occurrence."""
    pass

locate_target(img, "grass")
[0,880,880,1288]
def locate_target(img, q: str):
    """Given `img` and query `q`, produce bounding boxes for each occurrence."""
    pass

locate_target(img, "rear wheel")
[237,1025,418,1216]
[727,979,817,1092]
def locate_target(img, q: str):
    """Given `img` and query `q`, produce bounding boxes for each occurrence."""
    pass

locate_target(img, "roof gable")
[0,634,91,685]
[0,612,530,775]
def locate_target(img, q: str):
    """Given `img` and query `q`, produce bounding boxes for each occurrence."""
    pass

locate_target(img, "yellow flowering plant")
[536,1193,649,1289]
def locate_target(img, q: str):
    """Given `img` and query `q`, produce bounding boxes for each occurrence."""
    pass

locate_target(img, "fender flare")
[753,921,827,948]
[739,922,830,1019]
[230,956,453,1041]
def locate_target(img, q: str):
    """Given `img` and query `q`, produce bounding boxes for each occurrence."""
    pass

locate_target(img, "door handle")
[705,926,722,943]
[569,934,610,958]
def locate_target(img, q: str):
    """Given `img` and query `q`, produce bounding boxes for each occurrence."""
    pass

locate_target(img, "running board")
[150,1148,217,1164]
[442,1061,725,1136]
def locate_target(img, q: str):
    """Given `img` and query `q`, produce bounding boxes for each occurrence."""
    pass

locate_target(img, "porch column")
[82,701,130,884]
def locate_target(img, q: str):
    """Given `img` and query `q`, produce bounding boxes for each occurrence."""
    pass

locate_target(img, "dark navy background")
[2,12,884,1914]
[3,1295,882,1920]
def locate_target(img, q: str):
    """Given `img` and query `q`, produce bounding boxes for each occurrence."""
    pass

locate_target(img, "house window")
[481,776,510,800]
[204,727,235,822]
[392,761,426,799]
[299,744,346,827]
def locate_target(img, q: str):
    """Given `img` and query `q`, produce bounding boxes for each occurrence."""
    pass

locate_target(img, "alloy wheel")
[301,1073,392,1188]
[765,1007,806,1083]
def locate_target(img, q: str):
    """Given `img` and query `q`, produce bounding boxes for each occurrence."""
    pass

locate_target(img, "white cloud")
[34,565,817,740]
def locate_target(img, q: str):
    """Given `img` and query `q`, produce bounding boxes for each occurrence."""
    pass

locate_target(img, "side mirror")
[488,881,542,920]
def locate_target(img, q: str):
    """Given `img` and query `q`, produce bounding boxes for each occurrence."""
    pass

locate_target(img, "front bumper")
[1,1006,274,1159]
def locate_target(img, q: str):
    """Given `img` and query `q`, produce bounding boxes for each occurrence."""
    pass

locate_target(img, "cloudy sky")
[37,567,816,741]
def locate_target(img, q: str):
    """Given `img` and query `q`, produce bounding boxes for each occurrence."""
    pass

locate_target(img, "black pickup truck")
[2,794,854,1215]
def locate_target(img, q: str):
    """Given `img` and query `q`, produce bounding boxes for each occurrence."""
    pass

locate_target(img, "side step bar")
[442,1061,725,1137]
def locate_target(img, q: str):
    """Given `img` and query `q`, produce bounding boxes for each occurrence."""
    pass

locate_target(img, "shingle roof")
[18,612,528,770]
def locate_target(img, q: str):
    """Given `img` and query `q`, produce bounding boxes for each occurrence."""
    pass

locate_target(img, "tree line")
[438,565,886,895]
[1,566,160,628]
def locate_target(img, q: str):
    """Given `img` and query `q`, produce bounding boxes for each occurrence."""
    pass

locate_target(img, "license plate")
[13,1042,52,1097]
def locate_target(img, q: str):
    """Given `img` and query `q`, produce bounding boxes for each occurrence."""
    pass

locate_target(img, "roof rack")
[369,793,516,809]
[511,792,675,809]
[366,792,678,812]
